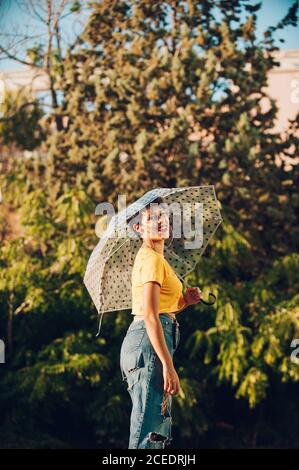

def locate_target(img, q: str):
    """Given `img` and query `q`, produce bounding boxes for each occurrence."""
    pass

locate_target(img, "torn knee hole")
[149,432,167,442]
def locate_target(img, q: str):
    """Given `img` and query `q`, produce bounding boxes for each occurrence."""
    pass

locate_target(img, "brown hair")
[128,196,164,236]
[128,196,173,250]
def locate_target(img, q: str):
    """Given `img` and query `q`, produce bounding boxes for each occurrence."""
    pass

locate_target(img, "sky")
[0,0,298,71]
[255,0,299,48]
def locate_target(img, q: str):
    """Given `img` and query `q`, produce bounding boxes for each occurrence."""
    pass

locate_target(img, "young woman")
[120,197,203,449]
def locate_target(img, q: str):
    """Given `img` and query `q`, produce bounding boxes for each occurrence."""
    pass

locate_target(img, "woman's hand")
[162,362,180,395]
[184,287,203,306]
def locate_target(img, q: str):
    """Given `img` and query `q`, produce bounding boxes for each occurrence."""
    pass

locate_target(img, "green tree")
[41,0,299,261]
[0,89,45,150]
[1,0,299,449]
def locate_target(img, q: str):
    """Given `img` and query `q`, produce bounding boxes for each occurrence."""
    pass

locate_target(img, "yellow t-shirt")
[131,245,185,315]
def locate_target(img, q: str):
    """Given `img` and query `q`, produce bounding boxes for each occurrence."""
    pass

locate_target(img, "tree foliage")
[0,0,299,449]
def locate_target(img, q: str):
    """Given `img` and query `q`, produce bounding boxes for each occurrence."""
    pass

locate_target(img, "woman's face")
[139,205,170,241]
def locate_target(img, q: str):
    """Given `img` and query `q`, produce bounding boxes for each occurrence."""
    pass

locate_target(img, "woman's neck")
[142,239,164,256]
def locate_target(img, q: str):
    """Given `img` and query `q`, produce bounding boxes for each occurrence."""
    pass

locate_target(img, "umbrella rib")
[179,217,223,285]
[168,248,194,270]
[105,237,130,260]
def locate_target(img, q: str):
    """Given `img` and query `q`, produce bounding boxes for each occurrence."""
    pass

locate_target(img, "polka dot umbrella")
[83,186,223,336]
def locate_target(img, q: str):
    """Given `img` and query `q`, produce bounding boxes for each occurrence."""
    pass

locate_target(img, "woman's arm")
[143,281,180,395]
[143,281,173,368]
[172,287,203,315]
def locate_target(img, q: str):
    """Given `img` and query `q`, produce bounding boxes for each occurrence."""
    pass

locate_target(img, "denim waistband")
[128,314,179,332]
[95,312,179,339]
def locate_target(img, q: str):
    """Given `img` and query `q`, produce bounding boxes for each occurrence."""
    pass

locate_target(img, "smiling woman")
[120,196,202,449]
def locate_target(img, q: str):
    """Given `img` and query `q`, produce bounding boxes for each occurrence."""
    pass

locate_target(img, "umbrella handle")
[199,292,216,306]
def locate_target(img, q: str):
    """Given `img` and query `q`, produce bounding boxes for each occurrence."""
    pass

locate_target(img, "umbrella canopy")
[83,186,222,335]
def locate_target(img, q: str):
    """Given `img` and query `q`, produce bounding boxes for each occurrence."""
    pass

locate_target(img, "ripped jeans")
[120,314,180,449]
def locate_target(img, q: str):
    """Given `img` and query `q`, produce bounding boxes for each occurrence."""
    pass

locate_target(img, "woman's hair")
[143,196,164,213]
[128,196,164,236]
[128,196,173,248]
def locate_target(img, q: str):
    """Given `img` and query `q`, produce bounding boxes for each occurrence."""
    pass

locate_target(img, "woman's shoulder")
[136,246,164,261]
[133,247,166,272]
[132,246,162,276]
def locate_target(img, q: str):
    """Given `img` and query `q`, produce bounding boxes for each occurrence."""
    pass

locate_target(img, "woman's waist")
[132,312,177,322]
[132,294,181,316]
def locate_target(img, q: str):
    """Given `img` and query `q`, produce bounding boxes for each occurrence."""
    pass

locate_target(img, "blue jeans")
[120,314,180,449]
